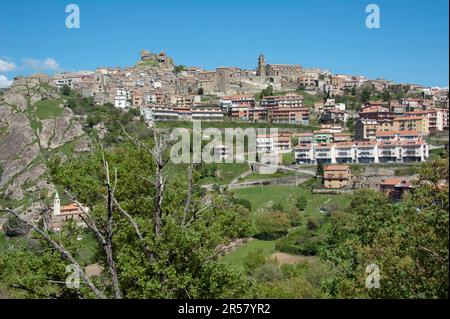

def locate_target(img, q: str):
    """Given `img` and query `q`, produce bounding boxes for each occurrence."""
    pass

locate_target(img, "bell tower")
[53,191,61,216]
[257,54,266,77]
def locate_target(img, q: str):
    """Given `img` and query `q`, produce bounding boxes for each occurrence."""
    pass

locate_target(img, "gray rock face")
[0,76,91,211]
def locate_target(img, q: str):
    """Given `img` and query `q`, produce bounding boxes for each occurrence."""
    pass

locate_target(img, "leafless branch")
[0,208,106,299]
[102,154,123,299]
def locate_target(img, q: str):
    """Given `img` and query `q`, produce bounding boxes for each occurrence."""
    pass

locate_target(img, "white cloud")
[0,75,13,88]
[0,59,16,72]
[22,58,60,71]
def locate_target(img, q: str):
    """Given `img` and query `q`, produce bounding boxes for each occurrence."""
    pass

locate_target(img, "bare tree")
[0,208,106,299]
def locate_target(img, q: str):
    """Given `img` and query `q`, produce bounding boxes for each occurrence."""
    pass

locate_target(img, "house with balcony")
[335,142,356,164]
[355,141,378,163]
[294,144,314,164]
[315,143,334,164]
[323,165,351,189]
[401,140,428,162]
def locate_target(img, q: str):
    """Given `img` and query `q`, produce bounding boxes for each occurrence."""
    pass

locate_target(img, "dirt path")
[269,252,319,265]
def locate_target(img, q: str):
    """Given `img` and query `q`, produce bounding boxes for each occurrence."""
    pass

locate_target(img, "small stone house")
[323,165,351,189]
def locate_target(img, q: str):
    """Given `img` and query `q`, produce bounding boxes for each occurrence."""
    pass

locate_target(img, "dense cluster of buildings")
[49,49,449,129]
[355,102,449,139]
[48,49,448,168]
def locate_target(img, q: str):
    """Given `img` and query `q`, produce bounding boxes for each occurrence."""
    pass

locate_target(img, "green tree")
[61,84,71,96]
[316,162,324,179]
[346,117,355,133]
[254,211,290,240]
[2,141,254,298]
[295,196,307,211]
[322,157,449,298]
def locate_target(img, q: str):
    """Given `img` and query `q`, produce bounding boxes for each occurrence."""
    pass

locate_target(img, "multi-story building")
[248,108,268,122]
[294,140,428,165]
[333,133,352,143]
[320,109,348,124]
[375,130,422,143]
[139,106,223,122]
[403,109,445,133]
[220,95,256,110]
[131,90,144,107]
[299,68,321,87]
[114,88,130,108]
[293,144,315,164]
[323,165,351,189]
[295,132,313,144]
[256,132,292,154]
[358,104,393,125]
[261,93,304,109]
[170,95,201,108]
[355,118,378,141]
[442,108,449,130]
[269,107,309,124]
[313,131,333,144]
[334,142,356,163]
[392,116,429,136]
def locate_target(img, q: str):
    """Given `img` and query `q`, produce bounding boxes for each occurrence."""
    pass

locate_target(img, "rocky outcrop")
[0,76,91,214]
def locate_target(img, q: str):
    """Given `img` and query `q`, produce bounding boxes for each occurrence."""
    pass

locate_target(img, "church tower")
[53,191,61,216]
[257,54,266,77]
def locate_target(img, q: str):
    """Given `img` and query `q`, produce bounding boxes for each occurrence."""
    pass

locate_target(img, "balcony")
[336,152,352,157]
[316,153,331,158]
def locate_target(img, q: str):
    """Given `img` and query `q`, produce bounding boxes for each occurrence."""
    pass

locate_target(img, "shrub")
[254,264,284,283]
[295,196,307,211]
[287,207,302,227]
[243,250,266,272]
[254,212,290,240]
[275,230,325,256]
[233,198,252,211]
[306,217,319,231]
[271,201,285,212]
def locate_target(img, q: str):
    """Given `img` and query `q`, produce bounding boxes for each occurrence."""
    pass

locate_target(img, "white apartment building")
[256,133,292,154]
[114,88,130,108]
[139,106,223,122]
[256,135,276,154]
[375,130,422,143]
[294,140,429,164]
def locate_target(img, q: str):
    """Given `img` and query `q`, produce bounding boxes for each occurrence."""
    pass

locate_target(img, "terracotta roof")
[381,178,413,188]
[356,141,378,147]
[61,203,79,211]
[335,142,355,147]
[376,130,400,136]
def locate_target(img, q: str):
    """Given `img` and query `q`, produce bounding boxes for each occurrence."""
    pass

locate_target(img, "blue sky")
[0,0,448,87]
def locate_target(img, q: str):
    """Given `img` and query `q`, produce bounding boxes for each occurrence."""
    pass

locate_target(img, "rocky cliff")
[0,75,91,217]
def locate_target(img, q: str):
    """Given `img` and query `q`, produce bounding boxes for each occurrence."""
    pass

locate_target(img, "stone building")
[46,192,88,231]
[323,165,351,189]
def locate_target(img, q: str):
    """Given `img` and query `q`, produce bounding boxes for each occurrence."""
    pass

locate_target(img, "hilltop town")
[42,49,449,167]
[0,48,448,300]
